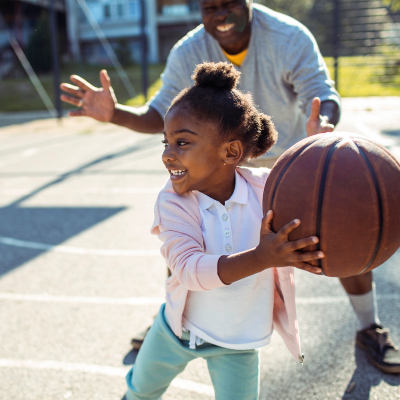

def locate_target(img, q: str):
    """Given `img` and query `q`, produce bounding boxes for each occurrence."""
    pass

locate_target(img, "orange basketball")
[263,132,400,277]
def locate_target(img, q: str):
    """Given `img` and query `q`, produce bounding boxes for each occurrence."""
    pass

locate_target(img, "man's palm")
[60,70,117,122]
[306,97,334,137]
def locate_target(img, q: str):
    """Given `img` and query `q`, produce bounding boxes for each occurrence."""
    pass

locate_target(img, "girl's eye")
[161,139,168,147]
[177,140,187,146]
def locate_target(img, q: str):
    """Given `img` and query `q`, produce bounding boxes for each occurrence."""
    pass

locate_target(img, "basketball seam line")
[316,139,342,274]
[268,138,320,232]
[353,136,400,169]
[354,143,383,275]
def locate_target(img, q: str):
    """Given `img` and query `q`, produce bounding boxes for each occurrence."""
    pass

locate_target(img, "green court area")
[0,56,399,113]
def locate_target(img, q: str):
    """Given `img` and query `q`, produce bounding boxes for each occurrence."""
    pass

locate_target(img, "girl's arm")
[217,211,324,285]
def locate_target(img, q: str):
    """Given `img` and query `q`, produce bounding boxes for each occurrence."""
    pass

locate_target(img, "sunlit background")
[0,0,399,116]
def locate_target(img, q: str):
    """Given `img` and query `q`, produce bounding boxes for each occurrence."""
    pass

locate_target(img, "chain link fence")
[258,0,400,96]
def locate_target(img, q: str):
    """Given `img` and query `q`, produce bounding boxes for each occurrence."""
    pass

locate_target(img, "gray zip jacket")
[148,3,341,159]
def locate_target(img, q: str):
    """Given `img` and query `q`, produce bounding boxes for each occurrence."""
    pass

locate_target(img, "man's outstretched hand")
[60,70,117,122]
[306,97,335,137]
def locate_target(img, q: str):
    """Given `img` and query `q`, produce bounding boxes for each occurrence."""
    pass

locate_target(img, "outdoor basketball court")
[0,98,399,399]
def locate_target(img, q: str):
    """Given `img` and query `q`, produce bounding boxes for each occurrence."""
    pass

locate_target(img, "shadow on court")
[0,205,126,277]
[342,346,400,400]
[0,136,161,277]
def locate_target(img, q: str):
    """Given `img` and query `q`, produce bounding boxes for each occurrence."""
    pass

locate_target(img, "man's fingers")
[68,109,88,117]
[309,97,321,121]
[60,83,84,98]
[318,124,334,134]
[100,69,111,91]
[70,75,96,91]
[276,218,301,240]
[61,94,84,107]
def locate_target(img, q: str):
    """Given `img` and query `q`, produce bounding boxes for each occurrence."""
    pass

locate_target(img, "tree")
[25,11,52,73]
[254,0,314,24]
[382,0,400,12]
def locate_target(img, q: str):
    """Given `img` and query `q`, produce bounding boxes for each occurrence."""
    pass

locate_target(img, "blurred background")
[0,0,399,117]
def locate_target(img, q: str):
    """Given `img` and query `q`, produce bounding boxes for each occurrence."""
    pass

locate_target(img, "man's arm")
[111,104,164,133]
[320,99,340,126]
[60,70,164,133]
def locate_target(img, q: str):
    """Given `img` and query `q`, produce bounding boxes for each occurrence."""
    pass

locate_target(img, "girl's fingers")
[286,236,319,251]
[68,109,87,117]
[60,94,82,106]
[261,210,273,235]
[70,75,96,91]
[294,262,323,275]
[60,83,84,98]
[276,218,301,240]
[291,251,324,262]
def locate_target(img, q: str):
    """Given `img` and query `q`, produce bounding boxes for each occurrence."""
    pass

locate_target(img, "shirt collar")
[194,170,248,211]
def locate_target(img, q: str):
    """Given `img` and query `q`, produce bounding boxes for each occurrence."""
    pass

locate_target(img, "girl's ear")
[224,140,243,165]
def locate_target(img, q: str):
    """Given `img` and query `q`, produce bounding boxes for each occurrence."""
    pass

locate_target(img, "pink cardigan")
[151,167,303,363]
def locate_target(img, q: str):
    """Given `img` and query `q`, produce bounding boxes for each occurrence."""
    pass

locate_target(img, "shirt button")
[222,214,229,221]
[225,244,232,252]
[224,229,231,237]
[226,203,232,209]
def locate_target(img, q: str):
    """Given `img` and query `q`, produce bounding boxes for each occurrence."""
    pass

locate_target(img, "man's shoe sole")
[356,338,400,374]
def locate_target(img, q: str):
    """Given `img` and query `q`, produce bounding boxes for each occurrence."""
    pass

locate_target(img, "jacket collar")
[195,171,248,211]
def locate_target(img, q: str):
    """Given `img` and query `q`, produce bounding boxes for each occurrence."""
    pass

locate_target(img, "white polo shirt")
[182,171,274,350]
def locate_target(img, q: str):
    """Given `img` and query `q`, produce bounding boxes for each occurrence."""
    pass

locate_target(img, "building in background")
[66,0,201,64]
[0,0,66,78]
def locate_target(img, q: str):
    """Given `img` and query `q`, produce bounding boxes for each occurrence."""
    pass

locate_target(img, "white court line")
[0,359,214,396]
[21,148,38,157]
[0,292,398,306]
[0,293,164,305]
[0,236,159,257]
[1,187,162,195]
[296,293,399,305]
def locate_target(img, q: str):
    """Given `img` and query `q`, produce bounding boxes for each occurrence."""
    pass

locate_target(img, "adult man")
[61,0,399,373]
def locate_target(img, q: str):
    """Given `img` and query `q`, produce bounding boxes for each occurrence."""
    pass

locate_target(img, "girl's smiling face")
[162,106,239,203]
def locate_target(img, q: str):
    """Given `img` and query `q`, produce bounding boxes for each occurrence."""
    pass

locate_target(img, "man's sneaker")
[131,326,151,350]
[356,323,400,374]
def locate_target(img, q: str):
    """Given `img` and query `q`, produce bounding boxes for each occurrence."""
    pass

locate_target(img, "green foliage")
[25,11,52,74]
[115,39,132,67]
[382,0,400,12]
[254,0,314,23]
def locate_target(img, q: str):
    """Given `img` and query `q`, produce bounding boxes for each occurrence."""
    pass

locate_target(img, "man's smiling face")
[199,0,252,54]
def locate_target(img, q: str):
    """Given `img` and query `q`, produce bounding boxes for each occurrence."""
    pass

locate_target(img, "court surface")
[0,97,399,400]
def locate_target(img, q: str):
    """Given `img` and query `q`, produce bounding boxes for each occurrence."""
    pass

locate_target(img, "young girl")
[125,62,324,400]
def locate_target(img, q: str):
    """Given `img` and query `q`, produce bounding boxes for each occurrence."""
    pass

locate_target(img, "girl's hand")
[254,210,324,275]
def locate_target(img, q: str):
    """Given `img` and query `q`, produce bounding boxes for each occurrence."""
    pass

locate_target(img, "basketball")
[263,132,400,277]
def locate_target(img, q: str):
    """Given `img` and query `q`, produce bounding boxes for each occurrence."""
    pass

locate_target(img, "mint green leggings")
[125,304,260,400]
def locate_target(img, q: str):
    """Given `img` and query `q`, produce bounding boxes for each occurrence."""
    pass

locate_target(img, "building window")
[129,0,141,20]
[158,1,190,16]
[117,3,124,17]
[104,3,111,19]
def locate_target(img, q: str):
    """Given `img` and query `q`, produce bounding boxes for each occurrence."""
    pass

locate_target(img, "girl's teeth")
[171,170,186,176]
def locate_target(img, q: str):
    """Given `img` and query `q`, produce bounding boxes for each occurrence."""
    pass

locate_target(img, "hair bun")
[192,62,240,90]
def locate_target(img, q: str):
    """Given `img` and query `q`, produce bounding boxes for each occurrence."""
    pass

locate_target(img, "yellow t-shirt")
[221,48,248,67]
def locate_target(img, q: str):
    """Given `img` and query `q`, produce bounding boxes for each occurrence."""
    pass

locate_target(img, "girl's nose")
[162,147,176,163]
